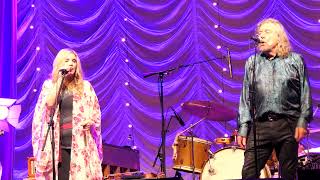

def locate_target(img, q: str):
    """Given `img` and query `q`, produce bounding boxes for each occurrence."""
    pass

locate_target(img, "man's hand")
[237,136,247,149]
[295,127,307,142]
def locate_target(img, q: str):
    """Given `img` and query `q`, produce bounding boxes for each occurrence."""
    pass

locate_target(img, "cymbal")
[181,100,237,121]
[214,137,233,145]
[308,128,320,134]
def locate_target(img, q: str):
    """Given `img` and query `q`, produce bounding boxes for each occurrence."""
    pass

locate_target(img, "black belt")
[258,112,287,122]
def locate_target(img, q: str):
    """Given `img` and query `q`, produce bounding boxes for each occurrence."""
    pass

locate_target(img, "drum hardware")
[172,100,238,178]
[231,145,238,151]
[302,125,320,167]
[298,152,320,179]
[207,151,214,161]
[207,157,216,176]
[298,153,320,169]
[210,153,215,160]
[302,104,320,167]
[208,167,215,175]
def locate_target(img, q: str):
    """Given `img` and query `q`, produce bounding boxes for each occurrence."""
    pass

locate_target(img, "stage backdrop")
[15,0,319,179]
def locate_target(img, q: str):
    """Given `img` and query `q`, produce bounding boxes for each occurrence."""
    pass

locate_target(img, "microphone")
[250,36,264,43]
[171,107,185,126]
[226,48,233,78]
[59,68,69,75]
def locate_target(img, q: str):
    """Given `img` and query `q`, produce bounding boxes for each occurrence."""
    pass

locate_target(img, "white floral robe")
[32,80,103,180]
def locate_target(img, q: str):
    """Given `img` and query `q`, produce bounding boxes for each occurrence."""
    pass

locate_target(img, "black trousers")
[58,148,71,180]
[242,115,298,180]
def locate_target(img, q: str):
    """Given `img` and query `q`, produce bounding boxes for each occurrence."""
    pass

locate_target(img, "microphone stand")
[41,73,66,180]
[152,115,174,168]
[249,43,259,178]
[144,57,225,177]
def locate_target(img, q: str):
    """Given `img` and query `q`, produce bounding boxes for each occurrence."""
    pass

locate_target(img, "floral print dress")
[32,80,103,180]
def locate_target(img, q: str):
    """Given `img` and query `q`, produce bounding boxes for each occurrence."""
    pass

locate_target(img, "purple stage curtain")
[0,1,17,180]
[0,0,17,98]
[13,0,320,179]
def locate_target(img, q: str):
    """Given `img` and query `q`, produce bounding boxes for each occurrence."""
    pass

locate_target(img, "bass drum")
[201,147,271,180]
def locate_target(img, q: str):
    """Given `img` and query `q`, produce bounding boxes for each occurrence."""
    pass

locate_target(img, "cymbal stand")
[177,117,206,136]
[177,117,206,180]
[189,128,196,180]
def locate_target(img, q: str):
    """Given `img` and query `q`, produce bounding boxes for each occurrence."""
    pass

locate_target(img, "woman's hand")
[80,120,93,131]
[81,120,93,146]
[46,77,63,107]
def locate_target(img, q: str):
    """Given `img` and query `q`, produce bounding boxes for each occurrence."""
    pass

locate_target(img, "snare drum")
[201,147,271,179]
[173,135,212,173]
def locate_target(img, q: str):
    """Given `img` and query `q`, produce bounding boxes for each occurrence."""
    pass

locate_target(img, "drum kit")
[171,100,320,179]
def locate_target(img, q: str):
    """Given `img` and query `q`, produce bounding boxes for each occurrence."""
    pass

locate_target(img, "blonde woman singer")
[32,48,103,180]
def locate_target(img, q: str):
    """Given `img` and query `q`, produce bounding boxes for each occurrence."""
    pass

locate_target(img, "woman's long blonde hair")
[256,18,292,58]
[51,48,84,94]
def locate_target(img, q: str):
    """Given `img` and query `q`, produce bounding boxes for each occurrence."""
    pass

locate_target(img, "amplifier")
[102,144,140,177]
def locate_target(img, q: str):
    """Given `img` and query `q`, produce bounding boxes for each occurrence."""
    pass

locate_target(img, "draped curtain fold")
[0,1,17,180]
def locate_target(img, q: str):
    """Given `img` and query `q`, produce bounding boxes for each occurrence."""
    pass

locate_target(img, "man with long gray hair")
[237,18,313,179]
